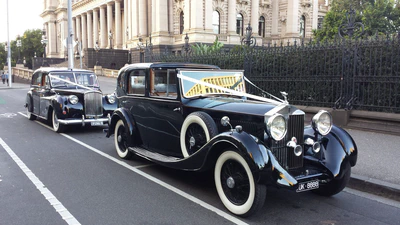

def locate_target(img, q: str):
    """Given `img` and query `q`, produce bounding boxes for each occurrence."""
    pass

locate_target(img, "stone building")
[41,0,329,63]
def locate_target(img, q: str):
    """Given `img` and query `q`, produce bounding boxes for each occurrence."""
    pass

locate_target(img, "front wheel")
[26,104,36,121]
[214,150,266,217]
[52,110,65,133]
[313,162,351,196]
[114,120,133,159]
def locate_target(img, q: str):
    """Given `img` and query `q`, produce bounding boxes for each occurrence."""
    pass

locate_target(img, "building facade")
[41,0,330,59]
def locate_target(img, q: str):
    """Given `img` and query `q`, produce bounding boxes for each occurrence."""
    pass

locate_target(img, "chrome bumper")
[57,114,111,126]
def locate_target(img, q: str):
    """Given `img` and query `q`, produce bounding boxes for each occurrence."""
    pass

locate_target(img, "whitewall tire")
[114,120,132,159]
[52,110,65,133]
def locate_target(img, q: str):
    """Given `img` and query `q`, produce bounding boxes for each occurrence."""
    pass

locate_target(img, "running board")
[129,147,181,163]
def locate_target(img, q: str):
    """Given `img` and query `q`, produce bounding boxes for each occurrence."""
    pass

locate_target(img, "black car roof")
[120,62,220,72]
[33,67,94,74]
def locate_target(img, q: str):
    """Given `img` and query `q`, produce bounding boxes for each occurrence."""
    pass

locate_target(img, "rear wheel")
[52,110,65,133]
[214,150,266,217]
[114,120,133,159]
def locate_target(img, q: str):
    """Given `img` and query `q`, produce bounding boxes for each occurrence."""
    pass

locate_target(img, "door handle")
[173,107,181,112]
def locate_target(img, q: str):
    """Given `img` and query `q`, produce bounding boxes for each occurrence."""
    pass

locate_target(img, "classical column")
[87,11,93,48]
[287,0,299,36]
[93,8,99,46]
[124,0,129,40]
[132,0,138,38]
[48,20,57,56]
[190,0,203,32]
[100,5,107,48]
[184,0,190,32]
[312,0,319,30]
[154,0,168,35]
[138,0,147,36]
[76,15,81,42]
[107,2,114,48]
[72,18,76,40]
[271,0,279,37]
[115,0,122,48]
[227,0,236,35]
[81,13,87,53]
[204,0,213,33]
[251,0,259,35]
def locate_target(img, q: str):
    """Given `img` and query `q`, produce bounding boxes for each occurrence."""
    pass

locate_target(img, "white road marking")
[19,111,248,224]
[0,138,81,225]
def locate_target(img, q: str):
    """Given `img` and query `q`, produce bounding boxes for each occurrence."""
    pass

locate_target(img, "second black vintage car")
[25,67,117,132]
[106,63,358,217]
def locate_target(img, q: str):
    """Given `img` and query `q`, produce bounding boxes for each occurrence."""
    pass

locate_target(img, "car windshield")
[49,72,100,89]
[179,70,246,98]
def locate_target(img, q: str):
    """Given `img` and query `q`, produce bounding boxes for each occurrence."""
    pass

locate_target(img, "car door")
[145,69,184,156]
[31,72,42,115]
[39,73,54,118]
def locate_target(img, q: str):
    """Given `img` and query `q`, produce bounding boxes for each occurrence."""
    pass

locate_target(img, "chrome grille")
[272,114,304,169]
[84,91,103,118]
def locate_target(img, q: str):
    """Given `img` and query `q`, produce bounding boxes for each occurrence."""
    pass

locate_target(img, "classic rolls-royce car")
[106,63,358,217]
[25,67,117,132]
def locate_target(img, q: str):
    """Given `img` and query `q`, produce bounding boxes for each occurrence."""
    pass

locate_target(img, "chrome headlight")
[312,110,332,135]
[69,95,79,105]
[106,94,116,104]
[266,114,287,141]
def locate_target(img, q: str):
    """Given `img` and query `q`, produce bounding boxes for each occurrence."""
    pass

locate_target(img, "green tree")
[313,0,400,41]
[191,37,224,55]
[0,43,6,70]
[20,29,44,69]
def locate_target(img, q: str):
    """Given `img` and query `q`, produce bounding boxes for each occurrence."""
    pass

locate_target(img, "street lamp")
[109,30,113,49]
[16,35,22,64]
[41,28,48,64]
[126,26,129,49]
[94,40,100,66]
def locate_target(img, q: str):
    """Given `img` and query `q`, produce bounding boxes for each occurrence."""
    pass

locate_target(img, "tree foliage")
[314,0,400,41]
[0,29,44,70]
[191,37,224,55]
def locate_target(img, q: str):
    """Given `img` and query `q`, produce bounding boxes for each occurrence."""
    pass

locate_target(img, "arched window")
[212,11,220,34]
[258,16,265,37]
[236,14,243,36]
[180,11,184,34]
[300,15,306,38]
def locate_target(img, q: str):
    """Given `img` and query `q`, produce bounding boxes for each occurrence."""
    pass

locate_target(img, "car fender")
[304,125,358,178]
[25,92,33,109]
[106,108,138,140]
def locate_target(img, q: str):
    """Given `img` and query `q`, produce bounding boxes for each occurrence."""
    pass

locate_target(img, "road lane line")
[18,112,247,224]
[0,138,81,225]
[59,133,248,225]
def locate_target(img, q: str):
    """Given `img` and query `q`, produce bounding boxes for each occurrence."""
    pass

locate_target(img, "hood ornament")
[280,91,288,103]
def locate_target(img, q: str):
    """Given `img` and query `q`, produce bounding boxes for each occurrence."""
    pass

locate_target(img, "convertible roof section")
[33,67,94,74]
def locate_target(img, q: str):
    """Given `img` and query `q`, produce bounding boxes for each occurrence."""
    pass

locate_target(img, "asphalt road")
[0,81,399,225]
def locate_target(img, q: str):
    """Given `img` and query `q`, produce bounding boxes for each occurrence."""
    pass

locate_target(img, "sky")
[0,0,43,43]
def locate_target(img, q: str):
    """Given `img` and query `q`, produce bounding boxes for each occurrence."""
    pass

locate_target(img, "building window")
[258,16,265,37]
[212,11,220,34]
[180,11,184,34]
[236,14,243,36]
[300,15,306,38]
[318,16,324,30]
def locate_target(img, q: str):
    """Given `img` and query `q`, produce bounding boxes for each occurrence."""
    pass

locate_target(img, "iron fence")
[145,35,400,113]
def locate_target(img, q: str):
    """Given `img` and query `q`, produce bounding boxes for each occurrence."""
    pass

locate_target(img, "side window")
[32,72,42,86]
[128,70,146,95]
[151,69,177,98]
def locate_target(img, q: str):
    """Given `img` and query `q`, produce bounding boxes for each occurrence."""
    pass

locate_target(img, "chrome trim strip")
[57,118,108,125]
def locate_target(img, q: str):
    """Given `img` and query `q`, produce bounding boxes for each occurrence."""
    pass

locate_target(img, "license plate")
[91,121,103,126]
[296,180,319,192]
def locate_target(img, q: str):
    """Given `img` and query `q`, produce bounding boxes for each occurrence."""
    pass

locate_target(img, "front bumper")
[57,114,111,126]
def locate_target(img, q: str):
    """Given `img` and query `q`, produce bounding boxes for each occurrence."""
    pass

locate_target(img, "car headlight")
[106,94,116,104]
[266,114,287,141]
[312,110,332,135]
[69,95,79,105]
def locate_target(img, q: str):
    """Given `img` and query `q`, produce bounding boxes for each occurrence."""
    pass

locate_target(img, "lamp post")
[109,30,113,49]
[126,26,129,49]
[16,35,22,64]
[6,0,12,87]
[94,40,100,66]
[241,23,256,47]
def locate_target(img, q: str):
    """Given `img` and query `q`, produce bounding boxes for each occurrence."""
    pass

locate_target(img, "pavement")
[1,78,400,202]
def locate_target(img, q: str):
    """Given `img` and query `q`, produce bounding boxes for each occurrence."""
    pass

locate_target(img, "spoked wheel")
[214,150,266,217]
[180,112,218,158]
[114,120,132,159]
[52,110,65,133]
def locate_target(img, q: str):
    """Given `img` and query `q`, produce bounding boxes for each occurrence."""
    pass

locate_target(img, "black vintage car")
[25,67,117,132]
[106,63,358,217]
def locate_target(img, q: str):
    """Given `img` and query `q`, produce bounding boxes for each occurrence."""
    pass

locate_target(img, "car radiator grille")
[272,114,304,169]
[84,91,103,118]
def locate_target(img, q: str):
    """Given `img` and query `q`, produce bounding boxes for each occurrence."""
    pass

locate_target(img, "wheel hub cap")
[117,135,122,142]
[226,177,235,189]
[189,136,195,147]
